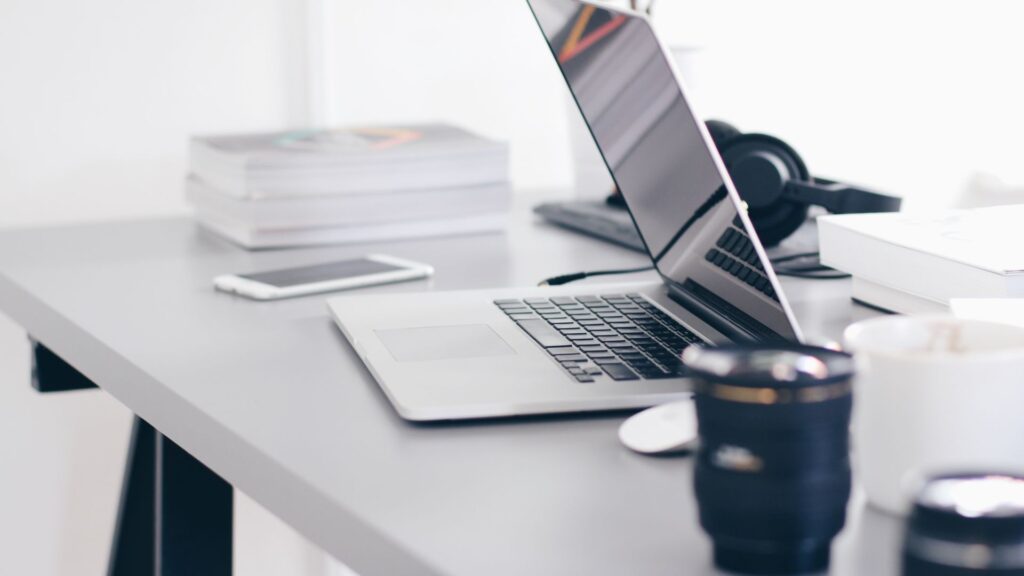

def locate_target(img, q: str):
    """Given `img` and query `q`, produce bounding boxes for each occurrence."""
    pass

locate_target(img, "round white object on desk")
[618,399,698,455]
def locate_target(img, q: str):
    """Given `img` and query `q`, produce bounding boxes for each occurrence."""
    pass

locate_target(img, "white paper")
[951,298,1024,327]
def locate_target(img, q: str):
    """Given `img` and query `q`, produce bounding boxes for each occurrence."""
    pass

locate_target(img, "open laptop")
[327,0,803,421]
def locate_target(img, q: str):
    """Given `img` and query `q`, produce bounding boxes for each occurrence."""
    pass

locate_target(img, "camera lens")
[683,344,854,575]
[904,474,1024,575]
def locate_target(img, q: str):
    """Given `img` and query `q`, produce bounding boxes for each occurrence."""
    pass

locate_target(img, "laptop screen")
[527,0,799,342]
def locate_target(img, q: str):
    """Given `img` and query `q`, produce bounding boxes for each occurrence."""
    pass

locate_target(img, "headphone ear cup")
[704,120,741,153]
[747,198,809,247]
[718,133,811,247]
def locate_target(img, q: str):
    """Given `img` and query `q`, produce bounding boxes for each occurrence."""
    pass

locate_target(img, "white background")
[0,1,336,574]
[4,0,1024,574]
[325,0,1024,208]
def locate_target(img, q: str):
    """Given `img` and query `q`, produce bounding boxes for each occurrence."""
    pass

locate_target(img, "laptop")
[327,0,803,421]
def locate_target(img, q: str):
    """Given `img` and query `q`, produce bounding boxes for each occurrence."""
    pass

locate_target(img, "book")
[196,211,509,250]
[819,206,1024,313]
[850,277,949,314]
[190,124,509,199]
[186,176,511,230]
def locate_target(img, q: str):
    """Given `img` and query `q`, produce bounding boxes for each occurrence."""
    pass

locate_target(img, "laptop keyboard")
[705,216,778,301]
[495,293,703,383]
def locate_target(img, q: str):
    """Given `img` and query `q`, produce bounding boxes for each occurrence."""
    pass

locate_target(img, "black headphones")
[704,120,901,246]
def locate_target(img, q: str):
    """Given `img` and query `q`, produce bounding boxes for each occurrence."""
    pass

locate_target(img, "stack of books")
[187,124,510,248]
[818,205,1024,314]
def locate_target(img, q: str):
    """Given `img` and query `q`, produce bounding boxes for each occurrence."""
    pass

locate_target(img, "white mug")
[843,315,1024,515]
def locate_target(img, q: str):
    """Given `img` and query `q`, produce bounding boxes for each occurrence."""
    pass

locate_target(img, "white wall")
[652,0,1024,209]
[323,0,578,191]
[0,0,298,227]
[325,0,1024,209]
[0,1,338,574]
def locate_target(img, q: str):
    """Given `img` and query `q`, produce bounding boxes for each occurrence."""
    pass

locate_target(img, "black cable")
[538,251,849,287]
[769,251,821,264]
[774,270,850,280]
[538,265,655,287]
[775,263,835,273]
[770,251,851,280]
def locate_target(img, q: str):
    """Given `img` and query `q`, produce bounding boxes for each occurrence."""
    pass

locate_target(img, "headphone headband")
[785,178,902,215]
[706,120,901,246]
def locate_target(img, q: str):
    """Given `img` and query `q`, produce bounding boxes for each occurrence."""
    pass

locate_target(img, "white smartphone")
[213,254,433,300]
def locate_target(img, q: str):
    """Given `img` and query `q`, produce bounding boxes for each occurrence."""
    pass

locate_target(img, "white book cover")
[820,206,1024,274]
[819,206,1024,305]
[192,123,506,165]
[186,177,511,229]
[196,211,508,250]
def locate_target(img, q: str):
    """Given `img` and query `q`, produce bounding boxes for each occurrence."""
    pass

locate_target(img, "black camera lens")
[904,474,1024,576]
[682,344,855,575]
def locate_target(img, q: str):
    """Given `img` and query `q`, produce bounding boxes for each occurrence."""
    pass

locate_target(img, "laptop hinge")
[667,280,785,343]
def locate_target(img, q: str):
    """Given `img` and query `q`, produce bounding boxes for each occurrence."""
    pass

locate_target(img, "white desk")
[0,195,894,575]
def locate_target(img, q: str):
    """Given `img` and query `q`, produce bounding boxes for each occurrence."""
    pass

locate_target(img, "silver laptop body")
[328,0,803,421]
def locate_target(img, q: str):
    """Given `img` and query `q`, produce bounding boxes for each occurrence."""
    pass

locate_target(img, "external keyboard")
[495,293,703,383]
[533,200,646,252]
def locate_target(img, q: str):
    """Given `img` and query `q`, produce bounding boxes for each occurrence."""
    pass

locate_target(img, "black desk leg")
[30,339,97,393]
[108,418,234,576]
[29,340,234,576]
[108,417,156,576]
[154,430,233,576]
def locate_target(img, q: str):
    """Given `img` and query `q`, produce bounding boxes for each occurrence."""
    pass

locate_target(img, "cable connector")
[538,272,589,287]
[538,265,655,287]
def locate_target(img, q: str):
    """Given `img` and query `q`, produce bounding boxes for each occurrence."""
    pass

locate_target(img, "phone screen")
[239,259,404,288]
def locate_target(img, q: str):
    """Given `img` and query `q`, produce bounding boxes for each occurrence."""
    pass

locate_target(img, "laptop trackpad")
[375,325,515,362]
